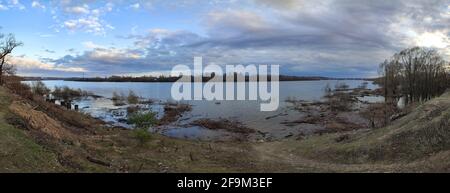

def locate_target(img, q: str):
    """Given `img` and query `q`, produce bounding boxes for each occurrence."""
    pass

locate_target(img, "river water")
[26,80,382,141]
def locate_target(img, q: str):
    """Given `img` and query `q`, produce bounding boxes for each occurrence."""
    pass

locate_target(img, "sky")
[0,0,449,78]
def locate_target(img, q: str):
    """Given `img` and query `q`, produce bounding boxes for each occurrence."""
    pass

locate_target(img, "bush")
[52,86,88,101]
[128,111,157,145]
[31,81,50,96]
[334,82,350,91]
[361,103,399,128]
[112,91,126,106]
[328,92,354,112]
[128,111,158,128]
[3,76,102,130]
[132,128,152,145]
[127,90,139,104]
[4,77,33,99]
[358,82,369,90]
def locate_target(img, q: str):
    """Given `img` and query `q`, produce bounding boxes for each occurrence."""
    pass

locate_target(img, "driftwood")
[86,156,111,167]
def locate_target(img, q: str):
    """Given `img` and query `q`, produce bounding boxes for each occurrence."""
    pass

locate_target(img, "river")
[26,80,382,141]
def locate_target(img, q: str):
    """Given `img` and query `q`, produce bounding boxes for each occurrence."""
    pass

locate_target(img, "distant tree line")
[379,47,449,105]
[36,74,369,83]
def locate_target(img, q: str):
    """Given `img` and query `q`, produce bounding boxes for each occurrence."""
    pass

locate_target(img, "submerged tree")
[0,32,23,85]
[379,47,449,105]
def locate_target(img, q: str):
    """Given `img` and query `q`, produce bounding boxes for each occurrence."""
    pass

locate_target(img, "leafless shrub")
[127,90,139,104]
[31,81,50,96]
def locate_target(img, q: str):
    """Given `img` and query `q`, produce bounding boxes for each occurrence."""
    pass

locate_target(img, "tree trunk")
[0,58,4,86]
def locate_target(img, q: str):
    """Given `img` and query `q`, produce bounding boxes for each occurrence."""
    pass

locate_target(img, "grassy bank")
[0,87,64,172]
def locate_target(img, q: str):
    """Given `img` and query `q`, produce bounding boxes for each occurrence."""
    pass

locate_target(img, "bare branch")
[0,32,23,85]
[0,34,23,59]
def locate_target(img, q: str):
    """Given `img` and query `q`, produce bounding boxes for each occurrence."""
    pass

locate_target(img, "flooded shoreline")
[25,80,384,142]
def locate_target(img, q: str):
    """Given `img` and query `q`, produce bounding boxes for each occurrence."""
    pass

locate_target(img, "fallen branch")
[87,156,111,167]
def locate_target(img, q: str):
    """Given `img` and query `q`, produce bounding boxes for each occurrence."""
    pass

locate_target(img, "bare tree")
[380,47,449,106]
[0,33,23,85]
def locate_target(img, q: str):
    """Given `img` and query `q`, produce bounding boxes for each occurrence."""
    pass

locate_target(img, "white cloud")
[9,0,25,10]
[63,15,112,35]
[64,4,90,14]
[130,3,140,10]
[82,41,104,49]
[63,20,77,29]
[57,2,116,35]
[105,2,114,12]
[0,0,26,10]
[0,4,8,10]
[415,32,450,49]
[8,56,86,72]
[31,1,45,9]
[87,47,144,61]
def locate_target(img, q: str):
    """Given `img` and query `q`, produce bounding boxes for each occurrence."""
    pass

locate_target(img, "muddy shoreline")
[57,83,386,142]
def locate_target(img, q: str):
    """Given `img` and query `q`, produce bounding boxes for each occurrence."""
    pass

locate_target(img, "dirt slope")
[253,91,450,172]
[0,87,64,172]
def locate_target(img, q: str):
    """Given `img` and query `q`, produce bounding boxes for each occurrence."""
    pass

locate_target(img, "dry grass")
[9,101,78,140]
[0,86,65,172]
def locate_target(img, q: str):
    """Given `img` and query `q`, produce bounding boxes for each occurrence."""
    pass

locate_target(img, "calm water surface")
[26,80,380,140]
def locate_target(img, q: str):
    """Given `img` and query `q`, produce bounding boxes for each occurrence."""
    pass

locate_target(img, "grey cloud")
[45,49,56,53]
[48,0,450,77]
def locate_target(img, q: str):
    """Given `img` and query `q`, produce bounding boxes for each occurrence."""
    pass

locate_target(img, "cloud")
[19,0,450,77]
[10,0,25,10]
[205,10,272,38]
[257,0,301,10]
[7,55,86,73]
[63,15,113,35]
[31,1,45,9]
[48,41,149,75]
[50,1,116,35]
[82,41,104,49]
[188,0,450,76]
[415,31,450,49]
[64,4,90,14]
[0,4,7,10]
[130,3,140,10]
[0,0,25,10]
[44,49,56,53]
